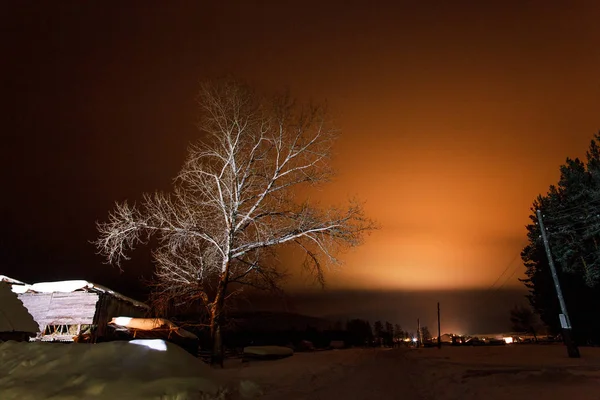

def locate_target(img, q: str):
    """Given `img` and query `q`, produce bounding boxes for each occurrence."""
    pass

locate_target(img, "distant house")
[7,278,150,342]
[439,333,454,343]
[0,282,39,342]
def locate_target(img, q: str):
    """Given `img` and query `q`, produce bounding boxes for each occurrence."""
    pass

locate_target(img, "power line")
[494,262,522,291]
[485,239,529,294]
[542,198,600,219]
[544,212,600,225]
[554,197,600,214]
[544,212,598,226]
[545,218,600,237]
[487,250,522,292]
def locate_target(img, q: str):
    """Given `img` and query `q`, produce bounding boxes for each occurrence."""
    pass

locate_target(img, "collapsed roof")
[11,279,149,310]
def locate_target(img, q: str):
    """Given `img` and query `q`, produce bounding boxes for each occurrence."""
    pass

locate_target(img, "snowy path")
[222,345,600,400]
[296,348,422,400]
[223,348,422,400]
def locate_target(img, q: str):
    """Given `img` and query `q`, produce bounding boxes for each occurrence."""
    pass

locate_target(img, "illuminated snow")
[109,317,198,339]
[112,316,132,326]
[21,280,91,293]
[129,339,167,351]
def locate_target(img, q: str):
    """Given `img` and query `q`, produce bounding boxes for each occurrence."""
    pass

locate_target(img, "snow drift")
[0,340,227,399]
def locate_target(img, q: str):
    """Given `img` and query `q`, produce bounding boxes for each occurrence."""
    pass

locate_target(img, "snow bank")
[0,340,227,400]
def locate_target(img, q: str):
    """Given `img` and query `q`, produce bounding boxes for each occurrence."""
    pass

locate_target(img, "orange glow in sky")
[4,2,600,302]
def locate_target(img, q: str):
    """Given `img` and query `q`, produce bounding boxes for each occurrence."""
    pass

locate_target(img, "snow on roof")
[14,280,91,294]
[90,283,150,310]
[0,275,27,285]
[12,280,150,310]
[0,282,39,334]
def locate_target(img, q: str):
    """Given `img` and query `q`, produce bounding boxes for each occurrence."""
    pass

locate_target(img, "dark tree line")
[522,132,600,345]
[206,317,411,350]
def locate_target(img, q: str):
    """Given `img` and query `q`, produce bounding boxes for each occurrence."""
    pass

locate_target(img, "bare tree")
[420,326,431,341]
[510,305,539,342]
[95,79,375,365]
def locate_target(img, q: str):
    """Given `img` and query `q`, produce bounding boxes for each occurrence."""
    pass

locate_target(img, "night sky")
[3,1,600,333]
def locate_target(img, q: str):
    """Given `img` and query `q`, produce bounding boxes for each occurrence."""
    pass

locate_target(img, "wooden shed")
[11,280,150,342]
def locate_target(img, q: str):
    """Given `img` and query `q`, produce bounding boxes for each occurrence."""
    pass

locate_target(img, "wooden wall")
[17,291,149,341]
[18,292,99,332]
[93,293,149,339]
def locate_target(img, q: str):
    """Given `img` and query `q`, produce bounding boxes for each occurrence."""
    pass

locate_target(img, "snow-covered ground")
[406,344,600,400]
[3,340,600,399]
[0,340,227,400]
[216,348,378,398]
[216,344,600,399]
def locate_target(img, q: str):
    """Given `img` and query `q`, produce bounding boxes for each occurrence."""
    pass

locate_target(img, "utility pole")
[437,302,441,349]
[417,318,421,348]
[536,209,580,358]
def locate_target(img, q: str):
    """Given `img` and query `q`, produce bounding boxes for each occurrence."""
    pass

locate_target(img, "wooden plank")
[18,293,51,331]
[45,292,98,325]
[18,292,99,326]
[17,290,147,338]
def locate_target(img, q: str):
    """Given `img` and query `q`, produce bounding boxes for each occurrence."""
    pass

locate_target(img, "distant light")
[129,339,167,351]
[412,338,417,342]
[503,337,514,344]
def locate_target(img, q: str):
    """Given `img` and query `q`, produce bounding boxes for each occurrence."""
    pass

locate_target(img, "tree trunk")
[209,275,228,367]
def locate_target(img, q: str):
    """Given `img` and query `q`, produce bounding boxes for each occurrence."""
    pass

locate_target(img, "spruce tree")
[521,132,600,344]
